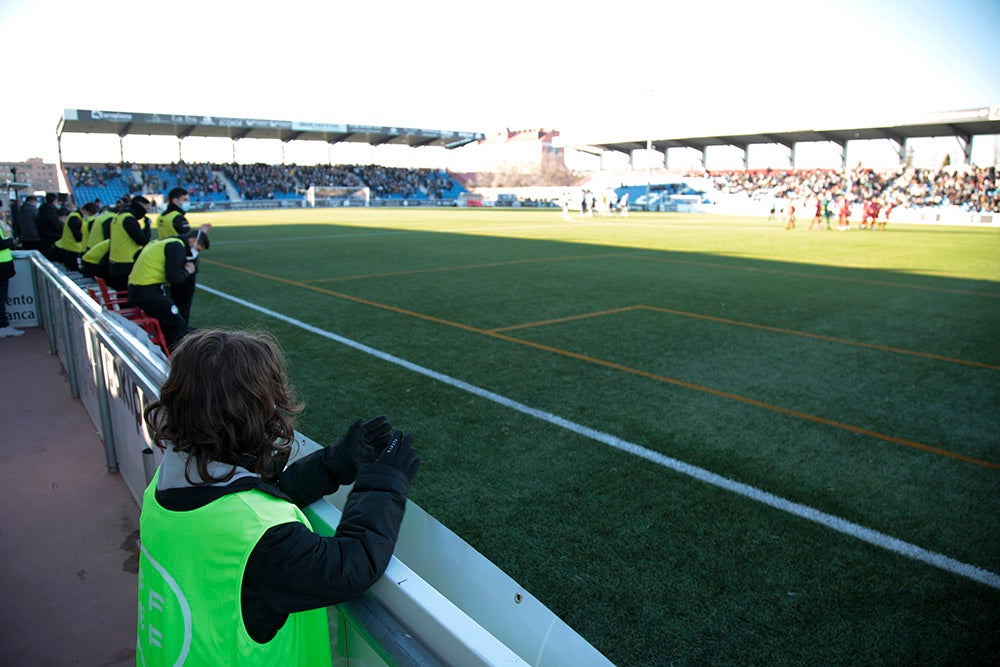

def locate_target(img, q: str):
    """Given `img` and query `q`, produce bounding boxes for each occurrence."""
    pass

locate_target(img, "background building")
[1,158,60,194]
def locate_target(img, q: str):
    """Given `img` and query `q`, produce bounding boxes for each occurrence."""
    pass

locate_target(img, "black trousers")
[0,275,9,328]
[107,261,133,291]
[55,249,81,273]
[170,275,197,323]
[128,284,189,350]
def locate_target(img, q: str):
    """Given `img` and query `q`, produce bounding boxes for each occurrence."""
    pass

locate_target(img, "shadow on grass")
[196,220,1000,667]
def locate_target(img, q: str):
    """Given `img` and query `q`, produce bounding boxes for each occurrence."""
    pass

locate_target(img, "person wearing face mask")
[156,187,192,240]
[127,229,210,350]
[108,195,152,290]
[156,187,210,322]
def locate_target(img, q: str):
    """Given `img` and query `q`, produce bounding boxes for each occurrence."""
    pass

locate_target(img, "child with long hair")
[137,329,419,665]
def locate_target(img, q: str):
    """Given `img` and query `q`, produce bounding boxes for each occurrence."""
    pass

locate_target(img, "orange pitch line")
[493,303,998,370]
[638,306,1000,372]
[484,330,1000,471]
[303,253,624,284]
[628,255,1000,299]
[202,259,1000,471]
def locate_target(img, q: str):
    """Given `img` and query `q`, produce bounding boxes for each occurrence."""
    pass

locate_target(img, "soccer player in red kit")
[809,196,823,230]
[838,196,851,230]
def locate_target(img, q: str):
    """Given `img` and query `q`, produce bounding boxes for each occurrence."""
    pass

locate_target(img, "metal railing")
[21,250,613,667]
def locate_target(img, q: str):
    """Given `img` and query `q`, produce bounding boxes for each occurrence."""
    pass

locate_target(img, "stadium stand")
[705,166,999,213]
[66,162,468,206]
[65,161,996,214]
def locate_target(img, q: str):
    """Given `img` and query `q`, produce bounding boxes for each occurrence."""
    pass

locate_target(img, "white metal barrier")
[19,250,614,667]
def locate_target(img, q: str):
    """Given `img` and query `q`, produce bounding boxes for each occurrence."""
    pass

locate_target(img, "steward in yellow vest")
[108,195,151,290]
[0,223,23,336]
[138,329,418,665]
[127,231,209,350]
[80,239,111,280]
[54,202,99,271]
[155,187,192,239]
[86,207,116,251]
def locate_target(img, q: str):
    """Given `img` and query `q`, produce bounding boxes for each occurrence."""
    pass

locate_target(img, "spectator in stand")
[709,165,999,215]
[14,196,40,250]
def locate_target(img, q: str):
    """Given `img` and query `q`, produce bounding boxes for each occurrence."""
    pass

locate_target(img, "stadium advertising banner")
[7,257,37,327]
[62,109,484,144]
[76,109,295,129]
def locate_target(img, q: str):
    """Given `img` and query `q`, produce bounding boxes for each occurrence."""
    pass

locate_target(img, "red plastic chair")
[93,277,134,312]
[91,278,170,357]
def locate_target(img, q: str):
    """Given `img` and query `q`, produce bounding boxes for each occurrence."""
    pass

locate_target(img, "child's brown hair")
[144,329,302,484]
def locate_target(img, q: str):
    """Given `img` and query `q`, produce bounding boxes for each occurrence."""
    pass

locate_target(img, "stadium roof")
[592,106,1000,156]
[57,109,484,149]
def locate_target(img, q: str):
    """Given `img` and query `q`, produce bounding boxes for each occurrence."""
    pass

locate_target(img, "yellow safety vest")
[110,212,146,264]
[156,209,185,240]
[129,238,185,286]
[138,469,333,666]
[55,211,87,254]
[81,239,110,266]
[0,226,12,264]
[87,210,115,250]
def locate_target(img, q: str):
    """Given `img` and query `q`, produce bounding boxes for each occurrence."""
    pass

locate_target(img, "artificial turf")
[188,207,999,665]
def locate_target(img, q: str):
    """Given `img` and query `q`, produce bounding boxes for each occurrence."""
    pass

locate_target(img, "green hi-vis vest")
[129,238,184,286]
[81,239,110,266]
[0,226,12,264]
[54,211,87,253]
[138,469,333,667]
[156,209,184,240]
[87,210,114,250]
[109,212,144,264]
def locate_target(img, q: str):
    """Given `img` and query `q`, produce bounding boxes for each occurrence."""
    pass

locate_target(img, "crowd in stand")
[67,162,996,212]
[277,164,453,199]
[143,163,223,200]
[67,164,128,189]
[707,166,999,213]
[217,163,298,200]
[68,162,458,202]
[68,163,224,201]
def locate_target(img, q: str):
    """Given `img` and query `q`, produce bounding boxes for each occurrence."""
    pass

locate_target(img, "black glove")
[327,416,393,484]
[362,415,393,456]
[372,430,420,483]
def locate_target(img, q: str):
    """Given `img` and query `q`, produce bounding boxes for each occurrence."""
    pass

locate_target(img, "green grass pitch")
[187,207,999,666]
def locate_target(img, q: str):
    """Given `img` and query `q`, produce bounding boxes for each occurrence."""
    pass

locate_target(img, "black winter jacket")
[154,445,409,644]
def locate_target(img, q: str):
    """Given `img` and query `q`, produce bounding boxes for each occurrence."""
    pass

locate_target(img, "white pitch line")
[213,230,417,245]
[210,221,657,245]
[198,283,1000,590]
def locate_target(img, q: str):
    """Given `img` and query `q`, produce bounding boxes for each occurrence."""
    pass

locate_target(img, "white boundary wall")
[18,251,613,667]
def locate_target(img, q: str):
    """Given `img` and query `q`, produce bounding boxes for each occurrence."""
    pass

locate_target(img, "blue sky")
[0,0,997,164]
